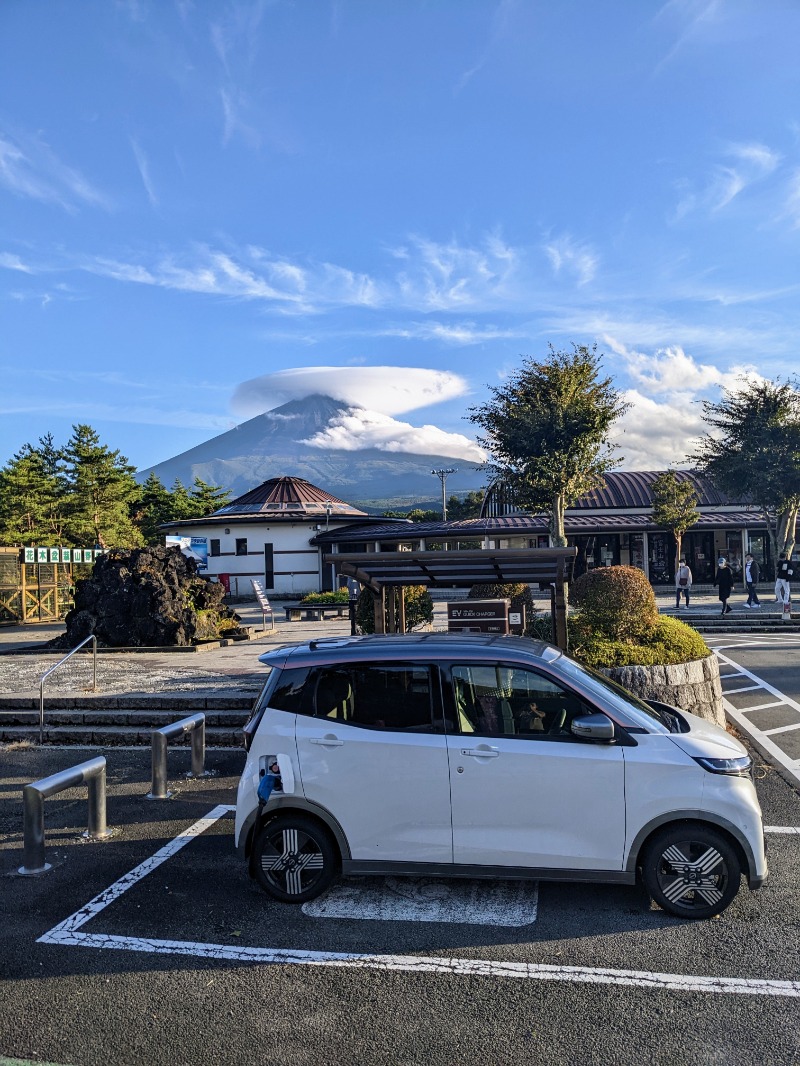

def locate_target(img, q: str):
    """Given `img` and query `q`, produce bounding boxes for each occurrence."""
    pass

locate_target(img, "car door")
[445,663,626,871]
[294,661,453,863]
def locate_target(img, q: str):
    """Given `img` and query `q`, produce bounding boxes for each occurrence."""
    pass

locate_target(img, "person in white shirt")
[674,558,692,609]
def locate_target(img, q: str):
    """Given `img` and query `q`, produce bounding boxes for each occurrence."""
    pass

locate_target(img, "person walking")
[675,557,692,609]
[714,556,735,615]
[743,553,761,608]
[776,552,794,606]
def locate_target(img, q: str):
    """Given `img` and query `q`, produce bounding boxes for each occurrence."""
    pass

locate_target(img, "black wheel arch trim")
[241,797,351,871]
[626,811,764,889]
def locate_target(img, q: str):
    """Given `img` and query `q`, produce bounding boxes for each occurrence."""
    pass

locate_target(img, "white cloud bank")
[231,365,486,464]
[605,340,765,469]
[231,366,470,418]
[303,408,487,464]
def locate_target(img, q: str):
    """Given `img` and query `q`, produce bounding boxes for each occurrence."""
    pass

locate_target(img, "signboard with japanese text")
[447,599,510,635]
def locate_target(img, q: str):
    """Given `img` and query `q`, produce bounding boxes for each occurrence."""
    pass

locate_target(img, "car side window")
[312,663,442,733]
[267,667,314,716]
[451,664,591,741]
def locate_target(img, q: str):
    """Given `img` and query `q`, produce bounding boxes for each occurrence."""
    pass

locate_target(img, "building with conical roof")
[160,475,406,597]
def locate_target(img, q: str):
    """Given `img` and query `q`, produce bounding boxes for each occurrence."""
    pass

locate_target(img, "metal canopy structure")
[324,547,577,649]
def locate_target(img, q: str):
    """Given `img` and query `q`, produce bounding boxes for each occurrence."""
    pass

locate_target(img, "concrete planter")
[600,654,724,729]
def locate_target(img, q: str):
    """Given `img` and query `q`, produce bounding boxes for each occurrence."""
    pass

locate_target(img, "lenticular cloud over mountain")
[231,366,470,418]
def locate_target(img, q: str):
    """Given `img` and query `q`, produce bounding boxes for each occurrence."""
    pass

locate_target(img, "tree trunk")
[674,532,683,572]
[550,493,567,547]
[778,502,799,559]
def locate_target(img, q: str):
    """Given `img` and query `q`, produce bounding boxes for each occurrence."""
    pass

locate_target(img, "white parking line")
[37,806,800,999]
[714,650,800,786]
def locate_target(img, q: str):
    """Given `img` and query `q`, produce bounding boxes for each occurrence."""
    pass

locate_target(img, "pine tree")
[60,425,142,548]
[0,440,65,544]
[136,473,175,545]
[187,477,231,517]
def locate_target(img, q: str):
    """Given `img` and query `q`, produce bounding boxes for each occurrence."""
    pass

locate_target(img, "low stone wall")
[601,654,724,729]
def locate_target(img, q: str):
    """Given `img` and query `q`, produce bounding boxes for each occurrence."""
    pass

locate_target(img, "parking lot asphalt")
[2,731,800,1064]
[3,594,800,1065]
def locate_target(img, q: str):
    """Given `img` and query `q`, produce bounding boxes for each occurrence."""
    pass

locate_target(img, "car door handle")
[461,747,500,757]
[309,736,344,746]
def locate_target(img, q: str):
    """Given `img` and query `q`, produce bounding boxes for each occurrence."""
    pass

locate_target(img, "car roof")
[258,632,561,670]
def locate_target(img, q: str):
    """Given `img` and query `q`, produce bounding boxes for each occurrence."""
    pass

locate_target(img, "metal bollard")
[147,713,207,799]
[19,756,111,876]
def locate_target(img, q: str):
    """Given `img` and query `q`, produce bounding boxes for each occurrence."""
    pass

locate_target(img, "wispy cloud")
[393,233,521,310]
[543,235,597,286]
[0,130,111,212]
[454,0,516,93]
[674,140,780,219]
[377,321,526,345]
[0,252,34,274]
[130,138,158,207]
[653,0,725,75]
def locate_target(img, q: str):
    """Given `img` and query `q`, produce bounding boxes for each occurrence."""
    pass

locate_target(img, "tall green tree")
[0,440,65,544]
[187,476,231,517]
[445,490,485,520]
[691,378,800,563]
[650,470,699,571]
[60,424,142,547]
[136,472,176,545]
[468,344,629,544]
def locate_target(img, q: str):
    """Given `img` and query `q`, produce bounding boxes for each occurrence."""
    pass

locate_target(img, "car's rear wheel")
[641,824,741,919]
[253,814,338,903]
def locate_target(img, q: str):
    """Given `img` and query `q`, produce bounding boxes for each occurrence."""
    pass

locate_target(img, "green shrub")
[569,614,710,668]
[468,582,538,637]
[300,589,350,605]
[356,585,434,633]
[569,566,659,641]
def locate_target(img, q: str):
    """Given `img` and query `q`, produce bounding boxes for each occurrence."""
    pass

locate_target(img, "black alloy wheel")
[253,814,338,903]
[641,824,741,919]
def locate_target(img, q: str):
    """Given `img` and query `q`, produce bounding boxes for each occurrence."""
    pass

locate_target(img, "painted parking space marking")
[37,927,800,998]
[714,649,800,787]
[37,806,800,999]
[302,876,538,926]
[764,826,800,835]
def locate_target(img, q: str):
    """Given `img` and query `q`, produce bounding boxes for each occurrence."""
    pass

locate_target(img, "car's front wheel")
[253,814,338,903]
[641,824,741,919]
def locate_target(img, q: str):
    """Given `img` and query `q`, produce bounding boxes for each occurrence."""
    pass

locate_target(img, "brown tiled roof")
[213,476,367,518]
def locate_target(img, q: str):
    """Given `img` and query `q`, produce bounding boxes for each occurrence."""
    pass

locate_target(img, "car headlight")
[693,755,752,777]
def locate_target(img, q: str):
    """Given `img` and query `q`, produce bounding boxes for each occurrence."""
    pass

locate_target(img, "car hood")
[668,709,749,761]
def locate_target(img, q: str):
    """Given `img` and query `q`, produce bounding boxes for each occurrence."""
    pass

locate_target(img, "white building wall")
[165,520,336,597]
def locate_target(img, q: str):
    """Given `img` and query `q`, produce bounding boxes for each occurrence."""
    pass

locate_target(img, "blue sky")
[2,0,800,482]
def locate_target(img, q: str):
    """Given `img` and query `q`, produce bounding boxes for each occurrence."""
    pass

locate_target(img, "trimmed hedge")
[299,590,350,605]
[569,615,710,668]
[569,566,659,640]
[568,564,710,668]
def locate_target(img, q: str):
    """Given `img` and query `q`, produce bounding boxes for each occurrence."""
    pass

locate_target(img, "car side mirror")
[570,713,615,742]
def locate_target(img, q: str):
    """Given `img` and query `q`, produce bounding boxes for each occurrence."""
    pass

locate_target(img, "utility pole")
[431,469,457,552]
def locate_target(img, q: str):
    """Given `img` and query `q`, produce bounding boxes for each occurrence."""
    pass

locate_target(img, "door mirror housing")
[571,713,615,742]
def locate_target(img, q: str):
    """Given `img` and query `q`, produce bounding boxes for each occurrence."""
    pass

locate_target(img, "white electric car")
[235,633,767,919]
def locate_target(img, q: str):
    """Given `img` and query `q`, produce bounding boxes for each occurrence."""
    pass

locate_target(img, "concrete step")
[0,707,250,728]
[0,723,244,747]
[0,693,256,710]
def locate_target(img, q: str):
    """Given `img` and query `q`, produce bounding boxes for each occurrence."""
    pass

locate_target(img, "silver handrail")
[39,634,98,744]
[146,713,207,799]
[19,755,111,875]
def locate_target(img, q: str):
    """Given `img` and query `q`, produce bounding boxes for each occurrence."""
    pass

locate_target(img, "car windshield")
[555,656,674,733]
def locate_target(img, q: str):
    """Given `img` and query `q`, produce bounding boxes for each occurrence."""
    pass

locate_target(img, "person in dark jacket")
[714,557,735,615]
[776,552,794,605]
[743,553,761,608]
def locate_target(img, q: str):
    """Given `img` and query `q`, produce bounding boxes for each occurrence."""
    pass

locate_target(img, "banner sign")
[166,535,208,571]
